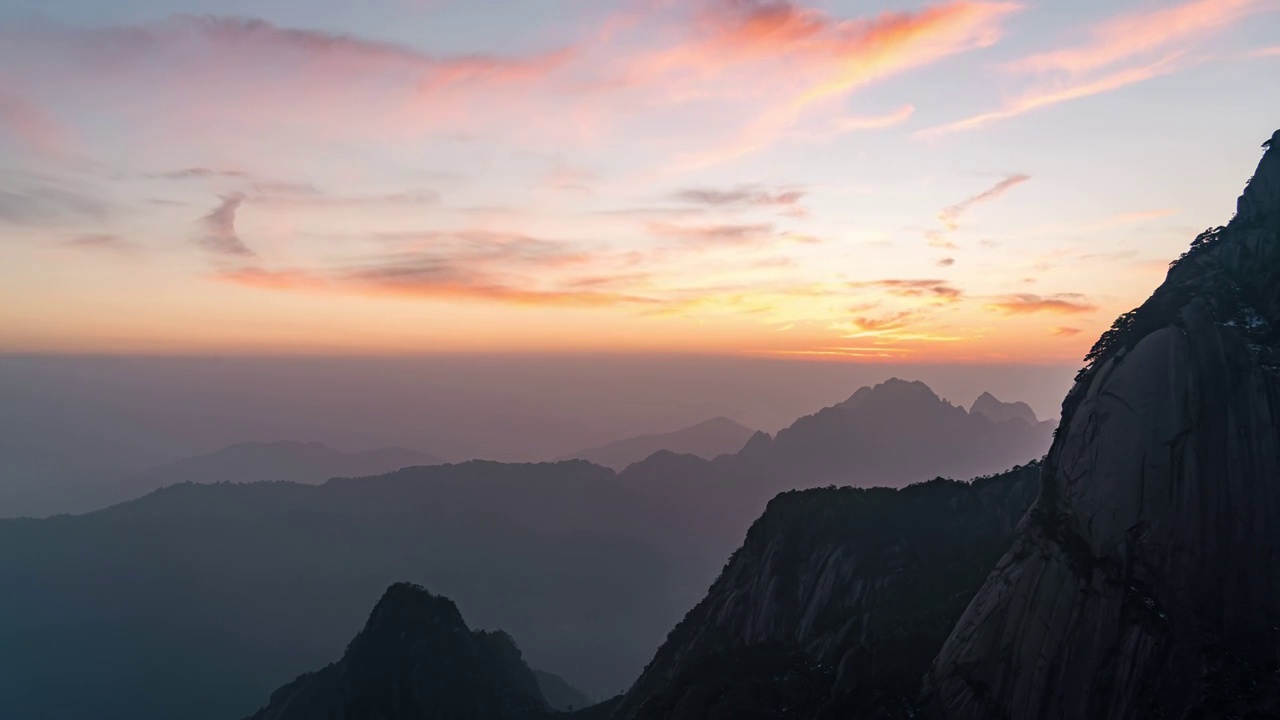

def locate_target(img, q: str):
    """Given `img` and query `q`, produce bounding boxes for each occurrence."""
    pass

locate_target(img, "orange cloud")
[920,0,1272,135]
[987,293,1097,315]
[848,278,964,302]
[218,265,657,308]
[1051,326,1083,337]
[650,0,1021,169]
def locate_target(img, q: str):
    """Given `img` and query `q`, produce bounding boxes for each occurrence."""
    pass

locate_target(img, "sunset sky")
[1,0,1277,362]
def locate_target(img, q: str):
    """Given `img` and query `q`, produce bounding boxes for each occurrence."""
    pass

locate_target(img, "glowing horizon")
[1,0,1277,362]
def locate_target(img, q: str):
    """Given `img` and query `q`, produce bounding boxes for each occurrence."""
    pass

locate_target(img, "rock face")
[245,582,548,720]
[610,463,1041,719]
[923,131,1280,718]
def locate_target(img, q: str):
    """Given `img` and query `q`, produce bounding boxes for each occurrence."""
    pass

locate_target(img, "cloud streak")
[197,194,255,257]
[988,293,1097,315]
[920,0,1272,135]
[670,185,805,207]
[938,174,1029,230]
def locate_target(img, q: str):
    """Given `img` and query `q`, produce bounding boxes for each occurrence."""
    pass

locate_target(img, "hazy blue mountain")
[556,417,756,471]
[0,441,443,519]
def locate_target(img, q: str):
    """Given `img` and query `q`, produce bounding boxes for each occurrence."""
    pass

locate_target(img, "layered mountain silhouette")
[0,380,1050,720]
[245,582,549,720]
[921,130,1280,718]
[968,391,1045,427]
[556,417,756,471]
[1,441,442,518]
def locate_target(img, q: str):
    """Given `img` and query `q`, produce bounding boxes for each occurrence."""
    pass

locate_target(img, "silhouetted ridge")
[923,131,1280,718]
[611,463,1041,719]
[968,391,1039,425]
[557,417,756,471]
[246,582,548,720]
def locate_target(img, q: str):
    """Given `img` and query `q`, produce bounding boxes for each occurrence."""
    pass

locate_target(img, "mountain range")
[229,129,1280,719]
[0,381,1051,720]
[0,441,443,518]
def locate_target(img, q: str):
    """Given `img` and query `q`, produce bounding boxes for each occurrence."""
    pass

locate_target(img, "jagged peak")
[839,377,942,408]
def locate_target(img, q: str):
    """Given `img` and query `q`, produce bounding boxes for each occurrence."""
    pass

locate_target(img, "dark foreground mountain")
[2,441,442,518]
[921,131,1280,718]
[557,417,756,471]
[609,463,1040,720]
[246,583,548,720]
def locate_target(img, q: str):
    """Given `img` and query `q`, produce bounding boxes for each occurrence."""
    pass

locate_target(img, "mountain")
[0,460,715,720]
[968,391,1041,426]
[922,131,1280,718]
[1,441,443,518]
[245,582,548,720]
[132,441,442,486]
[0,382,1050,720]
[557,417,756,471]
[721,378,1054,491]
[610,463,1040,719]
[535,670,593,712]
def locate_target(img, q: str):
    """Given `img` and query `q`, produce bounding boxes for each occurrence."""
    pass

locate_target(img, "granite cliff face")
[610,463,1041,719]
[923,131,1280,718]
[246,582,548,720]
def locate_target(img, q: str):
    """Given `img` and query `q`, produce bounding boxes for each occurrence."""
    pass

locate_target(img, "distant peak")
[969,392,1039,425]
[840,378,941,407]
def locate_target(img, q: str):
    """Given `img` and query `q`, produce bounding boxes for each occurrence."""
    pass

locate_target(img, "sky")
[0,0,1278,363]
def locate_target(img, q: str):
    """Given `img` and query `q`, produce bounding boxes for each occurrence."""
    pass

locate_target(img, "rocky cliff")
[245,582,548,720]
[609,463,1041,719]
[922,131,1280,718]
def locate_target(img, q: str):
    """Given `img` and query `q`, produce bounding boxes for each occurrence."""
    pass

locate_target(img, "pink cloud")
[0,90,67,156]
[920,0,1273,135]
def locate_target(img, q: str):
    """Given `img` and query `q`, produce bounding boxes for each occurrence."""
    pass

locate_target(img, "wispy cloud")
[848,278,964,302]
[63,233,141,254]
[150,168,250,180]
[921,0,1272,135]
[0,91,67,156]
[922,173,1028,248]
[1051,326,1083,336]
[938,174,1029,230]
[669,185,805,207]
[647,221,779,246]
[649,0,1022,168]
[0,186,106,226]
[197,193,255,257]
[987,293,1096,314]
